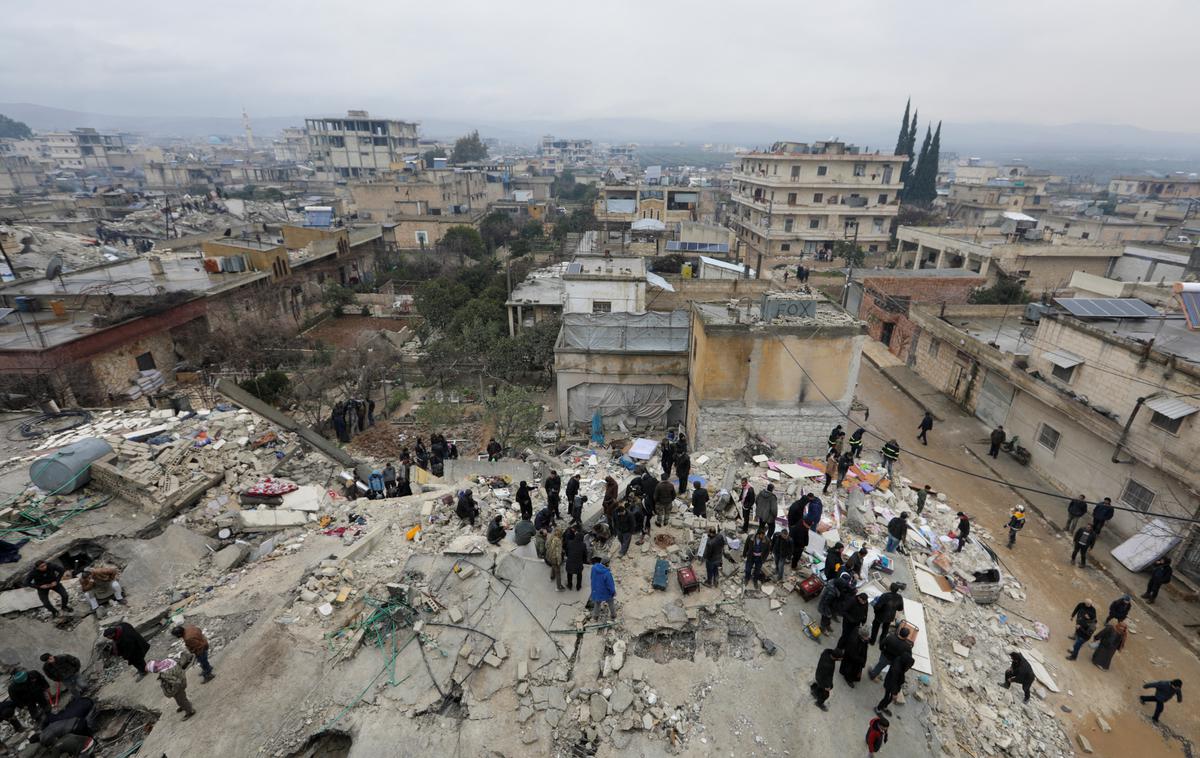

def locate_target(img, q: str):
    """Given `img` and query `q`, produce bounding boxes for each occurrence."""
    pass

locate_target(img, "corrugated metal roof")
[1145,395,1199,420]
[1044,349,1084,369]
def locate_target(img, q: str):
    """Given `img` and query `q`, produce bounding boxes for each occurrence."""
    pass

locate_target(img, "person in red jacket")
[866,715,889,755]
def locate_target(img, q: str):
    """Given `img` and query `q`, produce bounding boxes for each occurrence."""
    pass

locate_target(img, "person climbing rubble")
[880,439,900,479]
[103,622,150,678]
[149,658,195,720]
[171,625,215,682]
[26,560,72,618]
[1001,651,1036,702]
[39,653,83,698]
[848,426,865,459]
[954,512,970,553]
[456,490,479,527]
[79,565,125,614]
[869,583,905,646]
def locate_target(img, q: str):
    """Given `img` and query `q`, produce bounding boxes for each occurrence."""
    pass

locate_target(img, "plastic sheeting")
[560,311,689,352]
[567,382,685,425]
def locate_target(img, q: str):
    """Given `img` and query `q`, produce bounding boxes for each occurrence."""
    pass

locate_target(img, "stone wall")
[693,403,849,458]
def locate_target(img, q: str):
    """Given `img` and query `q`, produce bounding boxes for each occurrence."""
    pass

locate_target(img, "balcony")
[732,169,904,189]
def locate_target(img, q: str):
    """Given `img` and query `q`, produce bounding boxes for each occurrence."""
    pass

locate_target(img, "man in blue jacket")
[589,557,617,621]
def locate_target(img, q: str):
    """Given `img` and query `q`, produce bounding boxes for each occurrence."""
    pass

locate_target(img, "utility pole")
[841,219,859,308]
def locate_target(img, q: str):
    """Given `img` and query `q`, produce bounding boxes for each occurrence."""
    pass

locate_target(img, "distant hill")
[3,102,1198,167]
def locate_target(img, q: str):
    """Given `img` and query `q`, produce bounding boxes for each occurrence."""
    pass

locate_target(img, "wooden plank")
[902,597,933,676]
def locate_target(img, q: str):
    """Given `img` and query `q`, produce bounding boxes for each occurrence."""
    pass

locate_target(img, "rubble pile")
[295,557,359,617]
[1,223,131,273]
[105,196,291,238]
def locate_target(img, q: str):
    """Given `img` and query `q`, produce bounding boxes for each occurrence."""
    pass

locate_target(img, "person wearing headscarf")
[149,658,195,719]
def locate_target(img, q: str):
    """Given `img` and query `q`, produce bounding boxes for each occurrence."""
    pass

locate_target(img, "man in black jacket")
[639,469,657,536]
[660,435,675,481]
[1091,497,1115,535]
[1106,594,1133,624]
[40,652,83,698]
[691,481,709,517]
[614,504,636,557]
[739,478,756,533]
[869,627,913,680]
[565,473,581,510]
[26,560,72,617]
[870,583,905,645]
[885,513,909,555]
[486,515,506,545]
[1140,679,1183,723]
[876,649,913,716]
[1143,557,1174,603]
[674,451,691,493]
[810,648,843,711]
[1002,651,1036,702]
[104,622,150,676]
[486,438,502,461]
[787,497,809,570]
[563,526,587,591]
[770,527,792,580]
[1065,495,1088,533]
[1071,524,1096,567]
[837,592,870,652]
[988,426,1006,458]
[954,512,971,553]
[7,669,51,722]
[1066,599,1097,660]
[702,528,727,587]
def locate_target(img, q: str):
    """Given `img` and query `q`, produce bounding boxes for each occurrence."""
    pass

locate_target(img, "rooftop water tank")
[29,438,113,494]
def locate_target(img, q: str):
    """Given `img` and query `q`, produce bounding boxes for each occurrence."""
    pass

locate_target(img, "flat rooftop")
[1084,315,1200,365]
[694,299,860,329]
[564,256,646,279]
[857,267,987,279]
[507,265,566,307]
[0,256,262,298]
[941,315,1034,356]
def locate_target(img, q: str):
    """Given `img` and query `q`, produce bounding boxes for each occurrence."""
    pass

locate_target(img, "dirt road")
[856,361,1197,757]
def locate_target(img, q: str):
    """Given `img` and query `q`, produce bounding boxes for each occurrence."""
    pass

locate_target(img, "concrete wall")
[856,275,985,359]
[563,279,644,314]
[647,278,771,311]
[554,349,689,428]
[442,458,534,483]
[283,225,347,251]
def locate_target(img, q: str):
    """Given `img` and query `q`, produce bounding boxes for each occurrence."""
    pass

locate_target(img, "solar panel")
[1054,298,1161,319]
[665,241,729,253]
[1181,291,1200,330]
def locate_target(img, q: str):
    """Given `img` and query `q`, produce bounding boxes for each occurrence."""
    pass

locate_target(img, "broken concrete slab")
[0,587,49,614]
[590,692,609,722]
[235,509,308,532]
[280,484,325,512]
[212,543,250,572]
[610,683,634,714]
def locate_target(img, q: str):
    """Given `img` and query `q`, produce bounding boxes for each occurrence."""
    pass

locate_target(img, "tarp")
[645,271,675,292]
[1110,518,1182,572]
[606,199,636,213]
[631,218,666,232]
[566,383,685,426]
[560,311,689,352]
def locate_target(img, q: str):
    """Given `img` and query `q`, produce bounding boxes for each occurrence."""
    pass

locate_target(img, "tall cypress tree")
[921,121,942,203]
[899,108,919,197]
[910,124,939,205]
[894,99,911,156]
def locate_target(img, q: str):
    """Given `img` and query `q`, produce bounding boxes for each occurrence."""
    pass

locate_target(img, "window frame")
[592,301,612,314]
[1036,423,1061,452]
[1149,410,1184,434]
[1120,478,1156,513]
[1050,363,1076,383]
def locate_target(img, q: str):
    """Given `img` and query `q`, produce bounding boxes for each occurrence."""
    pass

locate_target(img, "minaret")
[242,107,255,149]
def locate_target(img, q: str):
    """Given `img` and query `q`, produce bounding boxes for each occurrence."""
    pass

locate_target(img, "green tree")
[439,225,486,264]
[552,208,596,240]
[832,239,865,268]
[479,211,516,252]
[907,122,941,206]
[519,220,544,239]
[968,273,1031,305]
[322,283,356,316]
[239,370,291,405]
[414,278,472,330]
[0,114,32,139]
[899,108,919,194]
[482,384,543,449]
[893,98,911,156]
[450,130,488,163]
[422,147,447,164]
[509,238,531,257]
[415,399,464,429]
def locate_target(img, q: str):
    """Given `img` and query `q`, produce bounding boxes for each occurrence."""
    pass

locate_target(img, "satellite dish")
[46,254,64,282]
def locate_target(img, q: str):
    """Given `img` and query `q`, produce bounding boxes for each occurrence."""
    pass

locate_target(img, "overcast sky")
[2,0,1197,134]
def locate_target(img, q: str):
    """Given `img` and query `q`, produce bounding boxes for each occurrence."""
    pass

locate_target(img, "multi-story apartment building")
[906,298,1200,581]
[305,110,419,182]
[347,167,504,249]
[538,136,594,169]
[43,128,128,172]
[729,141,905,261]
[1108,175,1200,200]
[0,155,46,196]
[272,127,311,163]
[947,177,1049,225]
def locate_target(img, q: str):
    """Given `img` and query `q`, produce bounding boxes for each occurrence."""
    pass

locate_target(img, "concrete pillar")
[507,305,516,337]
[934,248,947,269]
[913,243,923,270]
[978,258,990,277]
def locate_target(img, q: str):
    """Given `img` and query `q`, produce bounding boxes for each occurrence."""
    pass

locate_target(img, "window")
[1150,411,1184,434]
[813,193,823,203]
[592,301,612,313]
[787,192,797,205]
[783,218,794,232]
[868,244,879,252]
[853,163,866,177]
[1051,363,1076,383]
[1120,479,1156,513]
[927,338,940,358]
[135,352,156,371]
[415,231,429,247]
[816,166,828,176]
[1081,232,1090,240]
[1037,423,1061,452]
[878,194,888,204]
[791,166,801,179]
[781,243,791,251]
[809,218,821,229]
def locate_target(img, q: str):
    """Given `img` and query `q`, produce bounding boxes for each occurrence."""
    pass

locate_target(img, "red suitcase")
[798,573,824,600]
[677,566,700,594]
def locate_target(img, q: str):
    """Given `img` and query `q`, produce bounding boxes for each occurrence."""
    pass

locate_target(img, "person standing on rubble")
[838,592,870,652]
[916,411,934,445]
[843,546,869,581]
[589,557,617,621]
[875,648,913,715]
[1066,599,1098,660]
[756,483,778,538]
[674,449,691,493]
[534,503,556,533]
[79,565,126,613]
[869,625,913,681]
[614,504,637,557]
[397,457,412,497]
[703,527,727,587]
[456,490,479,527]
[1143,557,1174,604]
[515,481,533,521]
[638,468,657,532]
[691,481,709,518]
[803,494,823,532]
[1091,497,1115,535]
[823,542,845,580]
[885,513,909,554]
[837,451,855,489]
[822,451,839,495]
[810,647,843,711]
[149,658,195,720]
[770,526,792,580]
[1002,651,1036,702]
[545,470,562,517]
[849,427,866,459]
[486,438,502,461]
[1004,507,1026,549]
[7,670,50,723]
[841,626,870,687]
[103,622,150,677]
[414,438,429,469]
[1064,495,1088,533]
[869,583,905,646]
[954,512,971,553]
[787,496,809,570]
[654,474,676,527]
[818,571,851,634]
[383,463,397,497]
[1140,679,1183,723]
[564,526,587,591]
[171,624,215,682]
[880,439,900,479]
[915,485,934,516]
[27,560,72,618]
[739,478,756,533]
[660,434,675,480]
[545,526,565,590]
[1070,523,1096,567]
[743,527,769,589]
[626,494,647,547]
[828,424,844,453]
[603,476,620,523]
[565,472,581,508]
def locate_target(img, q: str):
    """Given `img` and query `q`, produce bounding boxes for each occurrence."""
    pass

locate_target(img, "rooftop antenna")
[242,107,255,150]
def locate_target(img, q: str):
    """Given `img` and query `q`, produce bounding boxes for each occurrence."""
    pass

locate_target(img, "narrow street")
[855,358,1199,757]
